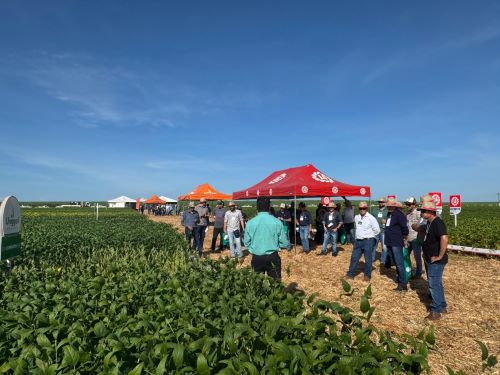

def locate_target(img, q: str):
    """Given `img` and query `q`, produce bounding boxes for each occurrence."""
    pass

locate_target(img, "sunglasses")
[359,207,367,210]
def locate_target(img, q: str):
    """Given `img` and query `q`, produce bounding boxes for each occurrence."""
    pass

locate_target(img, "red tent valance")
[232,164,371,200]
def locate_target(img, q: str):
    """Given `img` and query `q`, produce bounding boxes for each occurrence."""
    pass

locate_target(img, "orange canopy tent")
[144,195,167,204]
[177,183,232,201]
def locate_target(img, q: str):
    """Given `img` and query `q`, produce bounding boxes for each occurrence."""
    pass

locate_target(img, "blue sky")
[1,1,499,202]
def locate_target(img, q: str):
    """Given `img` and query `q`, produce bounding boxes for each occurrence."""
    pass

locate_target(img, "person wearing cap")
[321,202,343,256]
[244,197,289,279]
[406,197,423,279]
[384,197,410,291]
[194,198,210,256]
[346,202,380,281]
[224,202,245,258]
[210,201,226,253]
[414,196,449,320]
[297,202,313,253]
[181,202,200,251]
[342,199,355,246]
[370,197,389,265]
[276,203,291,251]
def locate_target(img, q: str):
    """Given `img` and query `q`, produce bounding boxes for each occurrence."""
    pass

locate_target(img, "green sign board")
[0,196,22,261]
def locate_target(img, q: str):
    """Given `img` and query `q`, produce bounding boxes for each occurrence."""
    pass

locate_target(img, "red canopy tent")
[232,164,370,200]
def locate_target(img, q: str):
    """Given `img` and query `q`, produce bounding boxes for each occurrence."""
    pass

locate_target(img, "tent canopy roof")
[108,195,136,203]
[178,183,232,201]
[159,195,177,203]
[144,195,167,204]
[232,164,371,200]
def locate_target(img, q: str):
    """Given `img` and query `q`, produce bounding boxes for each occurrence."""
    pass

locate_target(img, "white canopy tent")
[108,195,136,208]
[159,196,177,204]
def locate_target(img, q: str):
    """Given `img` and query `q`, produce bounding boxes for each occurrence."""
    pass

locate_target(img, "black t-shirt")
[422,217,448,264]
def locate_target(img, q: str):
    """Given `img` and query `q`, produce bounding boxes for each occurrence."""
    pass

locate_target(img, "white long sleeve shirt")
[354,213,381,239]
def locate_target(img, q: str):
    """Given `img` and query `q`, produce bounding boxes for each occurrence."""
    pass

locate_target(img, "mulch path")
[148,214,500,374]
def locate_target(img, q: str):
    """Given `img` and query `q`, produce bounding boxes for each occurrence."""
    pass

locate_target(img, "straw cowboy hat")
[199,197,207,203]
[279,203,286,209]
[377,197,387,203]
[327,202,337,208]
[418,195,438,211]
[386,197,403,208]
[358,201,368,209]
[405,197,417,205]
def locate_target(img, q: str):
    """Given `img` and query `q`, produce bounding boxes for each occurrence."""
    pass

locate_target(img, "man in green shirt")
[370,197,389,265]
[244,197,289,280]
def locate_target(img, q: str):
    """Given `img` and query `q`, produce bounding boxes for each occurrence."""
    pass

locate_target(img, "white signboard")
[0,196,22,260]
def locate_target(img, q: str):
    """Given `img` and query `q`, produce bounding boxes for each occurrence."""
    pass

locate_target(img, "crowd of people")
[180,195,449,321]
[141,204,180,216]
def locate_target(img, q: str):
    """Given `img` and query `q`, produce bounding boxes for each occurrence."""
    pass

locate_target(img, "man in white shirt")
[224,201,245,258]
[346,201,381,281]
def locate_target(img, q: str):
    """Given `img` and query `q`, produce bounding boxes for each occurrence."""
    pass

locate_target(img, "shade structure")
[178,183,232,201]
[232,164,371,199]
[144,195,167,204]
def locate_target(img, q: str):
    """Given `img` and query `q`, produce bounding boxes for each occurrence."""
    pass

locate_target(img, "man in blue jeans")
[321,202,343,256]
[370,197,389,264]
[346,201,380,281]
[414,196,448,320]
[384,197,409,291]
[297,202,312,253]
[405,197,423,278]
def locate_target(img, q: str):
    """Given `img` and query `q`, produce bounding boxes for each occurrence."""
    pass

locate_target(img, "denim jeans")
[196,225,207,255]
[409,239,423,277]
[347,238,375,278]
[185,227,200,252]
[322,230,338,255]
[387,246,407,287]
[228,230,242,258]
[299,226,310,252]
[372,231,387,264]
[426,260,447,313]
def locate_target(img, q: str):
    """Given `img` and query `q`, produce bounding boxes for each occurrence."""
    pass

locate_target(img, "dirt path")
[149,214,500,374]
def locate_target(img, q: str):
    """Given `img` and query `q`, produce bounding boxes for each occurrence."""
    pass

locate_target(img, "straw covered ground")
[149,214,500,374]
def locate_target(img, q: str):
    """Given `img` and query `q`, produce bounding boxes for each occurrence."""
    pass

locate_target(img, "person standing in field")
[210,200,226,253]
[384,197,410,291]
[342,200,355,246]
[346,201,380,281]
[194,198,210,256]
[321,202,343,256]
[414,196,449,320]
[181,202,200,251]
[405,197,423,279]
[276,203,291,251]
[315,203,327,245]
[244,197,289,280]
[224,202,245,258]
[297,202,313,253]
[370,197,389,265]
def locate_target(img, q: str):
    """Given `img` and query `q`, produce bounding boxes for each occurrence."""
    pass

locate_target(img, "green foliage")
[0,209,435,373]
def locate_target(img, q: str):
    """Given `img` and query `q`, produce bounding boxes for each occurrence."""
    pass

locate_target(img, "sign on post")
[0,196,22,260]
[321,197,331,205]
[429,192,443,216]
[450,194,461,227]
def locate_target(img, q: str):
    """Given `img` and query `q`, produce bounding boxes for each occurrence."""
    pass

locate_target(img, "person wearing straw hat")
[181,202,200,251]
[346,202,380,281]
[415,196,449,320]
[405,197,423,279]
[244,197,289,279]
[276,203,291,251]
[384,197,410,291]
[224,202,245,259]
[370,196,389,265]
[321,202,343,256]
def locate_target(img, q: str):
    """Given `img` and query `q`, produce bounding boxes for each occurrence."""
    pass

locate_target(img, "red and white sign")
[388,195,396,200]
[321,197,331,205]
[450,194,461,215]
[429,192,443,207]
[136,198,141,210]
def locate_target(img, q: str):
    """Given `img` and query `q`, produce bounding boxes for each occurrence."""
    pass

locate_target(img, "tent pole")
[294,193,297,255]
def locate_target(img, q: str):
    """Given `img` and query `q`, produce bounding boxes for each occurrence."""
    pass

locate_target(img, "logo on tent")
[301,186,308,193]
[360,188,366,195]
[332,186,339,194]
[269,189,273,195]
[257,189,260,196]
[246,191,249,197]
[312,172,333,183]
[268,173,287,184]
